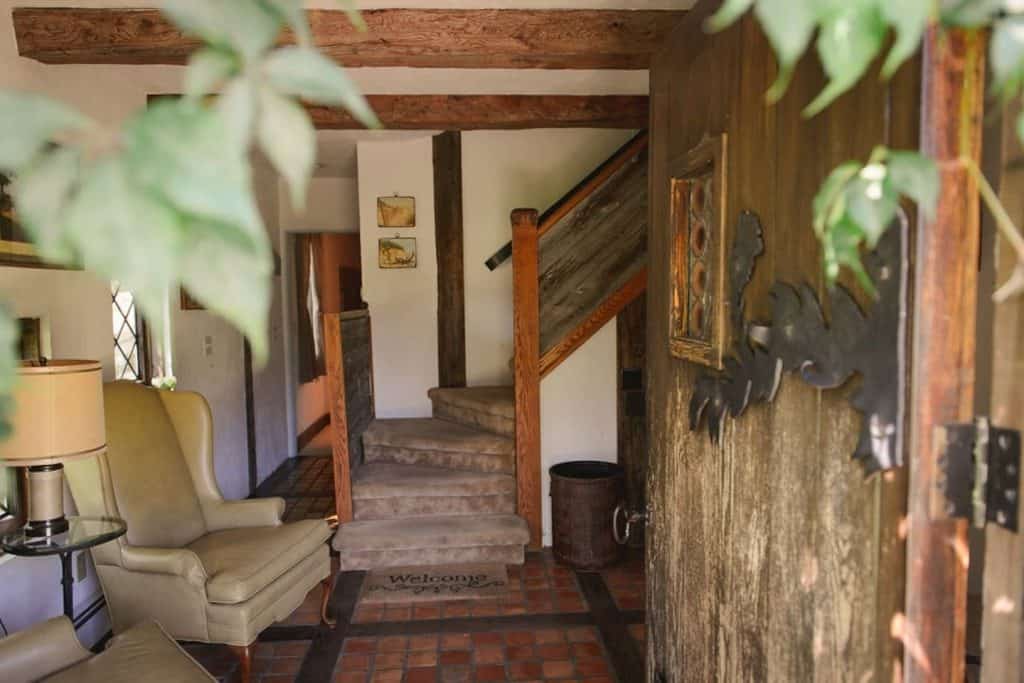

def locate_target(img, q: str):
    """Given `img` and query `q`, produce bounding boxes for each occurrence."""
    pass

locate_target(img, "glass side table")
[2,516,126,621]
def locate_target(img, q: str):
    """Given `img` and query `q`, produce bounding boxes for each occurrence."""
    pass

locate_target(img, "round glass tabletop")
[1,516,126,556]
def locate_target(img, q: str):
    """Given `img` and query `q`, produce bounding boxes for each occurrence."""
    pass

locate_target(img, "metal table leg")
[59,552,74,620]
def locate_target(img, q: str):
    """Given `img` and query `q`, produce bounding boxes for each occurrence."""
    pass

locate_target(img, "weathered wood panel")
[433,132,467,388]
[13,8,683,69]
[646,4,918,681]
[341,312,373,468]
[617,295,647,516]
[538,149,647,354]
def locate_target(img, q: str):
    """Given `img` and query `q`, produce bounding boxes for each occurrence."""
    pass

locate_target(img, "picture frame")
[667,133,729,370]
[378,237,417,269]
[377,196,416,228]
[0,173,47,269]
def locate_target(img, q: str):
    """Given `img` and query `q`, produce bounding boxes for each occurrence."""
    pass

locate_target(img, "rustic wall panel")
[646,5,917,681]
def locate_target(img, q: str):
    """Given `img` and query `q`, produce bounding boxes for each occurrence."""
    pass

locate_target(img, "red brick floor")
[599,552,645,613]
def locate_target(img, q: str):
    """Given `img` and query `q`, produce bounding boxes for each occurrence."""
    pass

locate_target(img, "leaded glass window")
[111,282,147,381]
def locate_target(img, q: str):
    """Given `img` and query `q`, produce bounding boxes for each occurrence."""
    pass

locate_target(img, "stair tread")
[352,464,514,499]
[363,418,512,455]
[334,514,530,551]
[427,386,514,419]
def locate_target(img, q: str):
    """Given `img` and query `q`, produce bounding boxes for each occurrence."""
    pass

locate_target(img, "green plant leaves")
[161,0,282,61]
[813,148,938,294]
[991,15,1024,97]
[11,147,81,264]
[258,86,315,209]
[880,0,932,78]
[705,0,755,32]
[184,47,238,100]
[0,309,17,439]
[264,47,380,128]
[0,92,90,171]
[755,0,818,102]
[804,3,888,116]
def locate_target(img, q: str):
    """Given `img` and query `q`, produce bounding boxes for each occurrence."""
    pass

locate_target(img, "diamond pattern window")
[111,282,149,382]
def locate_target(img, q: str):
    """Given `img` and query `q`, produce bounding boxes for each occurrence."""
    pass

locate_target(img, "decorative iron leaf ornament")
[689,210,908,473]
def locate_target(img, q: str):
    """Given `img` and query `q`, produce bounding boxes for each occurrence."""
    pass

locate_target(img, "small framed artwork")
[180,288,205,310]
[668,133,729,369]
[377,196,416,228]
[378,237,417,269]
[0,173,45,269]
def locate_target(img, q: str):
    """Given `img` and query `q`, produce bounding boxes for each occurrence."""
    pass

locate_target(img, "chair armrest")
[0,616,91,683]
[119,546,208,590]
[203,497,285,531]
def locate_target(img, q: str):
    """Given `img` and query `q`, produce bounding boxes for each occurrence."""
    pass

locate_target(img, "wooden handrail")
[324,313,353,525]
[485,130,649,270]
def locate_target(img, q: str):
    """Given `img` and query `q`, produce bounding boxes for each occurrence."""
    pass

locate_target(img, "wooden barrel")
[549,461,625,569]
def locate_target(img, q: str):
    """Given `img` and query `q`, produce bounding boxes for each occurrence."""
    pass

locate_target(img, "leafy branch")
[0,0,379,437]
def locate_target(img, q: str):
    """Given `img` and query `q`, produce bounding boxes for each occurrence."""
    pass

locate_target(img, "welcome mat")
[359,564,509,604]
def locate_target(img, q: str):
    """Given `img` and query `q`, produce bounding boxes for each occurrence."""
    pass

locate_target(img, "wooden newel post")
[324,312,353,524]
[904,26,985,682]
[512,208,542,549]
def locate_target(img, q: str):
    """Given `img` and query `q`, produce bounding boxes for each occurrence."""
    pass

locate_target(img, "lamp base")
[25,464,68,538]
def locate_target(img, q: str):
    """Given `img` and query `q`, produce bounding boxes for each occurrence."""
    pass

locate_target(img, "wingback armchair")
[64,382,333,681]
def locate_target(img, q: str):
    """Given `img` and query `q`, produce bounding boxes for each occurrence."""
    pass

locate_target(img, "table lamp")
[0,360,106,537]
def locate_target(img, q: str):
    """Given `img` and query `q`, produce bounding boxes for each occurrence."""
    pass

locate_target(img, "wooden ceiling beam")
[13,8,684,69]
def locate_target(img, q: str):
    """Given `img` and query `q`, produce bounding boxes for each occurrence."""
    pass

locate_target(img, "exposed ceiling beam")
[13,8,684,69]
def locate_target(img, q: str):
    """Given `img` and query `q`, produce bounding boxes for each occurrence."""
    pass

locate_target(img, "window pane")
[111,281,145,381]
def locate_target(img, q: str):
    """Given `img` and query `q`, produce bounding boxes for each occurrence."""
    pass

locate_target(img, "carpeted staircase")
[333,386,529,570]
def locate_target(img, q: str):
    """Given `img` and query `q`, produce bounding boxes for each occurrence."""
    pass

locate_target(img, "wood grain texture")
[540,268,646,378]
[617,295,647,516]
[341,313,374,467]
[13,8,683,69]
[433,132,466,389]
[904,27,985,683]
[324,313,353,524]
[512,209,542,550]
[645,5,918,681]
[981,101,1024,683]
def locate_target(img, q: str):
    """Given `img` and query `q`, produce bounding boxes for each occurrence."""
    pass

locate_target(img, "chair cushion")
[44,620,213,683]
[103,382,207,548]
[188,519,331,605]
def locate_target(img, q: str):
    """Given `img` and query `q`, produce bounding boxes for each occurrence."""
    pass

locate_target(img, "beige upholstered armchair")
[65,382,333,681]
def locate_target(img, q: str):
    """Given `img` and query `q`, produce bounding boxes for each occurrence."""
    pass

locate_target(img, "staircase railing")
[511,131,648,548]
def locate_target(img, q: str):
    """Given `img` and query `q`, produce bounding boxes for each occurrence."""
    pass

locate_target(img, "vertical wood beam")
[243,339,258,494]
[512,209,542,549]
[324,313,353,524]
[905,26,986,682]
[434,131,467,388]
[616,295,647,514]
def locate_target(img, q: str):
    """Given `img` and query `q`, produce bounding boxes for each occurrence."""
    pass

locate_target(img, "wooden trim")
[540,269,647,379]
[323,314,353,524]
[296,413,331,453]
[512,209,542,549]
[433,131,467,388]
[244,339,258,493]
[538,132,649,238]
[14,8,683,69]
[904,26,986,683]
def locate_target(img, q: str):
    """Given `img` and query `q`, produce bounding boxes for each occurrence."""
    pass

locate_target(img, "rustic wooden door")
[645,4,918,681]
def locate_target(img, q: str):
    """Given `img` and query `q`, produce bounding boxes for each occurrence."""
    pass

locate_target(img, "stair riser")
[354,494,515,521]
[432,403,515,439]
[338,545,525,571]
[365,445,513,475]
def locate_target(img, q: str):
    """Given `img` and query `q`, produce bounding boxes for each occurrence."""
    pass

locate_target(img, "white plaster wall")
[279,177,360,234]
[357,137,438,418]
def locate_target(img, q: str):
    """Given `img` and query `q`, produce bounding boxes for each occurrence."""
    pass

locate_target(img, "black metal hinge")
[932,417,1020,532]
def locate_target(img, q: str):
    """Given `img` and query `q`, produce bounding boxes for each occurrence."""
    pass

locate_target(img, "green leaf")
[63,158,184,327]
[160,0,282,61]
[941,0,1004,27]
[0,309,18,439]
[124,99,263,239]
[184,47,238,100]
[705,0,755,32]
[813,160,861,236]
[804,3,888,117]
[880,0,931,78]
[844,173,900,247]
[330,0,367,32]
[257,87,315,210]
[754,0,818,102]
[216,76,258,152]
[263,47,380,128]
[991,16,1024,97]
[887,150,939,218]
[11,147,81,264]
[823,216,877,296]
[262,0,311,45]
[178,222,272,363]
[0,92,89,172]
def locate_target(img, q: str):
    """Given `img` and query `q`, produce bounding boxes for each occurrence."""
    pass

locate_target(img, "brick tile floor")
[599,551,645,613]
[184,640,312,683]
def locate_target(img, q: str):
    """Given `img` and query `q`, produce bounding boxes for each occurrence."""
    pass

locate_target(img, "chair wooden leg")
[228,644,252,683]
[320,576,337,627]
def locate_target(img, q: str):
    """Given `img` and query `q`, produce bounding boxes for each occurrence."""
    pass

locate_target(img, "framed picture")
[180,288,205,310]
[377,196,416,228]
[17,317,49,362]
[668,133,730,369]
[0,173,46,269]
[378,237,417,269]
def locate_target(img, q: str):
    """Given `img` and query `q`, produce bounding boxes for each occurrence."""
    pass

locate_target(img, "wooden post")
[904,26,985,682]
[512,209,542,549]
[434,131,467,388]
[324,313,353,524]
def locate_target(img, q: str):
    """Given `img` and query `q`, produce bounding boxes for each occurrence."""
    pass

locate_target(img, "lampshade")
[0,360,106,465]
